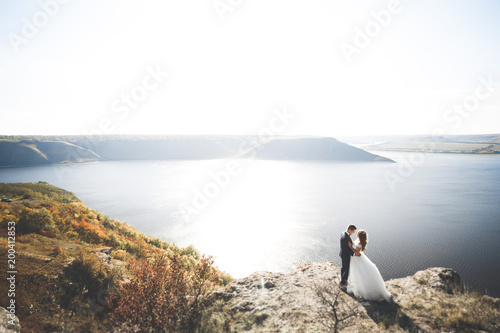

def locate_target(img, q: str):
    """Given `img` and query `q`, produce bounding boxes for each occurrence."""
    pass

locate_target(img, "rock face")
[213,262,339,332]
[212,263,473,332]
[386,267,464,298]
[0,307,21,333]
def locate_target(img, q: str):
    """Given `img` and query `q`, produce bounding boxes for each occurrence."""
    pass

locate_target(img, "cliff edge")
[211,262,499,332]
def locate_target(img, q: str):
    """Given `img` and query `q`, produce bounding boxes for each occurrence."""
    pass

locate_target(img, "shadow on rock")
[344,292,427,333]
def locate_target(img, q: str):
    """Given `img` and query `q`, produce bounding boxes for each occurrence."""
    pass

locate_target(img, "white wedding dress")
[347,240,391,302]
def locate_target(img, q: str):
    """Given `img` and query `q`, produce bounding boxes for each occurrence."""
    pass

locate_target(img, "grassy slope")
[0,182,232,332]
[0,141,101,166]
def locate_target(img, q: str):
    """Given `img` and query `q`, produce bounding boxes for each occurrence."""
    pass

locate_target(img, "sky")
[1,0,500,137]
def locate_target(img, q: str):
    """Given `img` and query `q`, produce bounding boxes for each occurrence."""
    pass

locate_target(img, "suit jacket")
[339,231,354,258]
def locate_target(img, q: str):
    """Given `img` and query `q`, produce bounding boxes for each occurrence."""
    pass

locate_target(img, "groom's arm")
[344,238,354,256]
[348,241,359,256]
[347,237,361,256]
[341,235,350,251]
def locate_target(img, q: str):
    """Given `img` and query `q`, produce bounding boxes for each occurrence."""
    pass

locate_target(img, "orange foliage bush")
[110,251,220,332]
[76,220,109,244]
[40,230,56,238]
[53,245,63,255]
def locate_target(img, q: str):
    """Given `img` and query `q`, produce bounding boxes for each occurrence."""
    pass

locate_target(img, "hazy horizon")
[1,133,500,138]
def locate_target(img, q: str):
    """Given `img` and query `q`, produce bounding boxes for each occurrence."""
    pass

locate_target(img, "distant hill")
[0,135,393,167]
[0,141,101,166]
[364,134,500,154]
[244,137,393,162]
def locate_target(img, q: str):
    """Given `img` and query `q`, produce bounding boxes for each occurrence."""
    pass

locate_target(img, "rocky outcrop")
[386,267,464,298]
[212,262,343,332]
[0,307,21,333]
[211,262,488,332]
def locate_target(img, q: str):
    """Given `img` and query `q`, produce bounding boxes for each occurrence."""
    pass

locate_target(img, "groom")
[339,224,358,287]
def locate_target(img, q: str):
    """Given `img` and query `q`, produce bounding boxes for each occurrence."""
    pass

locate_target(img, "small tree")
[314,277,360,333]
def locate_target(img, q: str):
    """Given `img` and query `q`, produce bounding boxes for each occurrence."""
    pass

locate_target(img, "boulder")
[0,307,21,333]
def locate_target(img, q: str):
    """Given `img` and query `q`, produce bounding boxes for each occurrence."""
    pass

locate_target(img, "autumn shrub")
[167,243,180,254]
[40,230,56,238]
[101,216,116,230]
[0,238,7,255]
[106,231,122,248]
[0,202,19,227]
[146,236,169,249]
[69,248,116,297]
[64,230,79,240]
[52,245,68,259]
[111,249,131,261]
[75,220,109,244]
[180,244,200,260]
[17,207,56,234]
[22,189,40,200]
[115,223,138,239]
[123,239,141,256]
[110,251,220,332]
[217,271,233,286]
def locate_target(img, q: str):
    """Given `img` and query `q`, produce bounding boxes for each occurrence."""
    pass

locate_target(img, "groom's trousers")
[341,255,350,284]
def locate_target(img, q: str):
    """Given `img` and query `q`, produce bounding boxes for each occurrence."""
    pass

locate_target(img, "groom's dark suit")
[339,231,354,285]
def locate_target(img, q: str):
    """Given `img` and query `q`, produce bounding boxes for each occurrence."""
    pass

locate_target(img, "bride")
[347,230,392,302]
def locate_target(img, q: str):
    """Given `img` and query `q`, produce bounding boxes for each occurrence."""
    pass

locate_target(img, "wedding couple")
[339,224,391,302]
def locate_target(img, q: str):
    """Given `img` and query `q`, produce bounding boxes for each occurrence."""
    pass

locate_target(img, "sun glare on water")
[182,161,303,277]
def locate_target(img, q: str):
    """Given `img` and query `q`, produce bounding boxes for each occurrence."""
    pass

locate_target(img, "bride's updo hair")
[358,230,368,251]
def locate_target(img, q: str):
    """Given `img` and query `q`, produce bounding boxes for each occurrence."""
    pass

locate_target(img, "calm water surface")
[1,152,499,296]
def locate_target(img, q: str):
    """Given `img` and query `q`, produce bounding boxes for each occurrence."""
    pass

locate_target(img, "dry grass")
[429,292,499,331]
[403,291,500,332]
[111,249,131,261]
